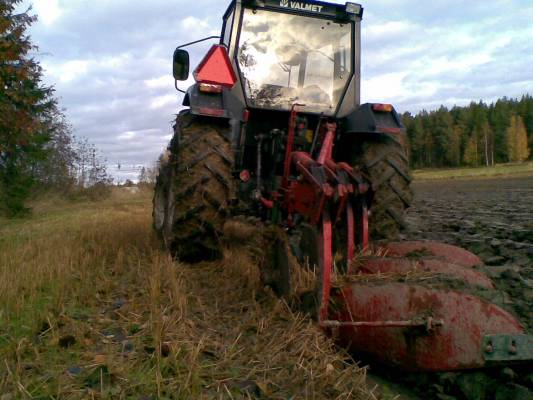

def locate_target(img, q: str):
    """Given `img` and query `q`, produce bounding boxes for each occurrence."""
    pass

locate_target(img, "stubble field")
[0,190,374,399]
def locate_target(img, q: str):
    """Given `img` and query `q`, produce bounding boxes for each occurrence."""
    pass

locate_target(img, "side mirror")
[173,48,190,81]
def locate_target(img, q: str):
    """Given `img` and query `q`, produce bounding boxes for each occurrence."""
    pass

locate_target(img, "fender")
[183,84,230,119]
[184,83,245,119]
[342,103,405,136]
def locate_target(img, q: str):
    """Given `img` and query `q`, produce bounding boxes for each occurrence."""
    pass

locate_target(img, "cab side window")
[222,9,235,47]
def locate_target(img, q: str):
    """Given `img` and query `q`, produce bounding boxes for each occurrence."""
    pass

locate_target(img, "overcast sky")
[23,0,533,181]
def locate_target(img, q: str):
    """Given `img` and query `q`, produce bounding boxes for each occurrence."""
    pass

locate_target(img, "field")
[0,190,375,399]
[401,175,533,399]
[407,175,533,331]
[412,161,533,181]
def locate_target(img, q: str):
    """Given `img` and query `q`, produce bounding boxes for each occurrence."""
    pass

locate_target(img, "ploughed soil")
[385,176,533,400]
[406,176,533,333]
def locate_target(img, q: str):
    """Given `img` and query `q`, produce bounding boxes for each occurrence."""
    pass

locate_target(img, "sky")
[21,0,533,181]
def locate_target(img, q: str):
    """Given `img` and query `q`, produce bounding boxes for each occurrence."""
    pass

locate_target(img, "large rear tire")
[358,133,413,240]
[153,111,234,263]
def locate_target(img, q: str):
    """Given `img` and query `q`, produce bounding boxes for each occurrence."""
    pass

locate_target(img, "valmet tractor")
[154,0,533,371]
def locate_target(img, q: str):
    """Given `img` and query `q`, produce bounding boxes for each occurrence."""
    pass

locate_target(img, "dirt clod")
[160,342,171,357]
[58,335,76,348]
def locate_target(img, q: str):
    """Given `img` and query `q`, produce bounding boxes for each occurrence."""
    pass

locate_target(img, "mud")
[393,176,533,400]
[405,176,533,333]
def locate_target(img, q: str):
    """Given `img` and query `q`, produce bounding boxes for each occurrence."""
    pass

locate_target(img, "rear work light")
[372,103,393,112]
[194,45,237,89]
[345,2,363,16]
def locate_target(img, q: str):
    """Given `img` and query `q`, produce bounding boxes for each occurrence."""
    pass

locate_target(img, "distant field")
[412,161,533,180]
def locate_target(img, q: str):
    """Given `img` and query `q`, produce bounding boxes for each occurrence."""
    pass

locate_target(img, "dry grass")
[0,189,377,399]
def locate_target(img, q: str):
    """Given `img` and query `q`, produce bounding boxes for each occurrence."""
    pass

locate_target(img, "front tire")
[153,111,234,263]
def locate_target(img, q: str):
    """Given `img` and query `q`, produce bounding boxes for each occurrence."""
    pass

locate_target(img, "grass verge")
[0,189,375,399]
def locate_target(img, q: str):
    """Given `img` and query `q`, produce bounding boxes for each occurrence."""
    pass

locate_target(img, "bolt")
[485,343,493,354]
[508,341,517,355]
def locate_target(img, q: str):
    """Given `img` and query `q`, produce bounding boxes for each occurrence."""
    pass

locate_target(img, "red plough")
[280,106,533,372]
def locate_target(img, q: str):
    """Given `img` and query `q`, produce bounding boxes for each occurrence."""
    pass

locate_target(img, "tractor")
[154,0,533,371]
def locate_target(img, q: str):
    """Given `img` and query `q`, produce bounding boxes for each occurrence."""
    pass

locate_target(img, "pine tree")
[406,116,426,168]
[0,0,56,215]
[505,115,530,162]
[489,99,511,164]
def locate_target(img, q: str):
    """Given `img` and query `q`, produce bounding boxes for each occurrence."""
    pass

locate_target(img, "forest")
[403,96,533,169]
[0,1,110,216]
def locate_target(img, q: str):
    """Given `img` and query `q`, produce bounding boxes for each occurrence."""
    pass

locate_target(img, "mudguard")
[342,103,404,135]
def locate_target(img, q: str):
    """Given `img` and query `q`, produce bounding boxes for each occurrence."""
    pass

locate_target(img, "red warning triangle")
[194,45,237,87]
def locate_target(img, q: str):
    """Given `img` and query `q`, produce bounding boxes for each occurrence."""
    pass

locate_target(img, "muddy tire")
[358,133,413,240]
[153,111,234,263]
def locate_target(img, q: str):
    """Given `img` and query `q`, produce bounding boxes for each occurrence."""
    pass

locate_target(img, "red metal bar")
[334,184,349,223]
[282,104,304,188]
[291,151,316,170]
[360,201,369,250]
[317,122,337,165]
[260,197,274,209]
[347,203,355,262]
[320,319,443,328]
[318,210,333,323]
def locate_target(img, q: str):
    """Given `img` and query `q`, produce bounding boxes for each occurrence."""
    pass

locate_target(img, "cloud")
[32,0,62,26]
[21,0,533,182]
[360,0,533,111]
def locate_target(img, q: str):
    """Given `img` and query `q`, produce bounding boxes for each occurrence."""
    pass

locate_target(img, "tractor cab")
[174,0,363,118]
[234,4,354,114]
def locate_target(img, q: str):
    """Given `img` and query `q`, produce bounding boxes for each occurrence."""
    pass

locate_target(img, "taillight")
[372,103,393,112]
[194,45,237,88]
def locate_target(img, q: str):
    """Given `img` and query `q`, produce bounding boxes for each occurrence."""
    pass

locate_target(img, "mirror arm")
[177,35,221,50]
[175,80,186,94]
[173,35,221,93]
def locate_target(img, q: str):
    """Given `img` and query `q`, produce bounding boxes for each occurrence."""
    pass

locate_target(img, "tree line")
[402,96,533,169]
[1,0,110,216]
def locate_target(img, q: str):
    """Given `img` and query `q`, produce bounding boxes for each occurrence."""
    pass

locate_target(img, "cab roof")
[241,0,363,21]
